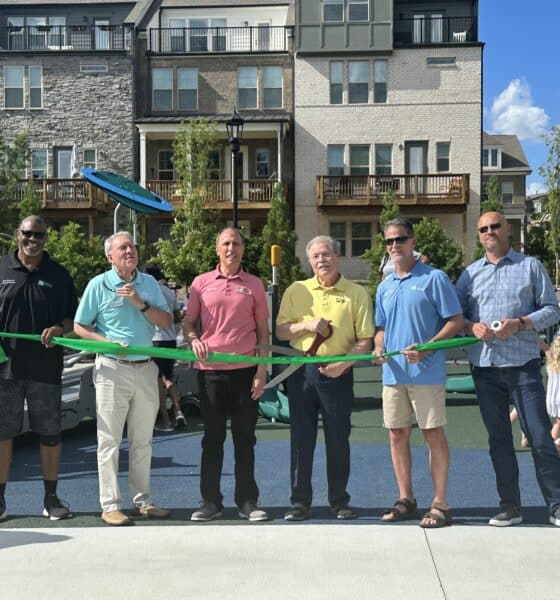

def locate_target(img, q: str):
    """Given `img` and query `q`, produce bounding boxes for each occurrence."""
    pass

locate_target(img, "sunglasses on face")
[478,223,502,234]
[384,236,410,246]
[20,230,46,240]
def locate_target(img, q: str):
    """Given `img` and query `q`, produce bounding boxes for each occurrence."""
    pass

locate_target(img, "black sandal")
[382,498,418,522]
[419,504,453,529]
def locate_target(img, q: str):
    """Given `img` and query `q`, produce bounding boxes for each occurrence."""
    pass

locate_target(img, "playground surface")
[1,364,558,599]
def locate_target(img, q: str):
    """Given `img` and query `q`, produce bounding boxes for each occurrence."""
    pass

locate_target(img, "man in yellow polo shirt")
[276,235,373,520]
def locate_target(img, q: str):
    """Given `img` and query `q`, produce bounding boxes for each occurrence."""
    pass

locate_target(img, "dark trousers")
[472,359,560,513]
[197,367,259,508]
[288,364,353,508]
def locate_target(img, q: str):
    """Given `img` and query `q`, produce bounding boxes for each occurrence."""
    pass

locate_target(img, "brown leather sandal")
[382,498,418,522]
[419,504,453,528]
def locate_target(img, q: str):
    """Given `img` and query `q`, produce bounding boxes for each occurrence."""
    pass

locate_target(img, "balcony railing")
[317,174,469,206]
[148,26,293,54]
[394,17,477,46]
[0,25,129,52]
[15,179,111,211]
[148,179,276,205]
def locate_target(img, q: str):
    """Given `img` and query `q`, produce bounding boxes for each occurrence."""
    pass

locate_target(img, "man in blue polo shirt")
[74,231,172,526]
[374,218,463,528]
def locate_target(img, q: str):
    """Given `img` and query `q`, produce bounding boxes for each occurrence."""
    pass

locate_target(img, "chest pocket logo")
[236,287,252,295]
[335,297,346,303]
[37,280,53,289]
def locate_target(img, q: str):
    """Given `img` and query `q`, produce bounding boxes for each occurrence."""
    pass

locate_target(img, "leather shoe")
[131,503,171,518]
[101,510,133,526]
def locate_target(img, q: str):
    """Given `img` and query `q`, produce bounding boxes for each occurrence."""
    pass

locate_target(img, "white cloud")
[527,181,547,195]
[489,79,550,141]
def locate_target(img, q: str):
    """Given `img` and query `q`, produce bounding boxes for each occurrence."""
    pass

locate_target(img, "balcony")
[394,17,477,46]
[148,26,293,54]
[16,179,111,212]
[148,179,276,208]
[317,174,469,206]
[0,25,129,52]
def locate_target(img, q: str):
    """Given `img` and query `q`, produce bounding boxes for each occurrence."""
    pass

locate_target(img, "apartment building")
[294,0,482,279]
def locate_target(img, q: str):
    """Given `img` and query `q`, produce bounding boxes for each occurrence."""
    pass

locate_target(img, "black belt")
[101,356,151,366]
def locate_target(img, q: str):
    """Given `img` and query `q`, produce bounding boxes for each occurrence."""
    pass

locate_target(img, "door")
[256,20,271,50]
[56,148,73,200]
[225,145,248,201]
[405,142,428,195]
[94,19,110,50]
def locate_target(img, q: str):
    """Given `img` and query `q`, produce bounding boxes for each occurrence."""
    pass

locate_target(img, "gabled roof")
[483,131,531,174]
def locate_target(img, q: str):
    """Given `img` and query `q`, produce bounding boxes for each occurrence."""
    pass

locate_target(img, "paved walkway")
[0,523,557,600]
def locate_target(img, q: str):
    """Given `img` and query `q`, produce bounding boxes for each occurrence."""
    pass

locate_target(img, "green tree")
[0,127,31,234]
[361,190,400,296]
[413,217,463,282]
[154,118,221,287]
[18,180,42,222]
[45,222,107,297]
[525,222,554,275]
[242,233,264,279]
[540,126,560,286]
[481,175,504,214]
[258,184,304,296]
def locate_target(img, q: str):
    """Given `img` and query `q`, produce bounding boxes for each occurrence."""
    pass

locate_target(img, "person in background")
[456,211,560,527]
[74,231,172,526]
[540,337,560,455]
[380,249,429,280]
[0,215,77,521]
[143,262,186,432]
[183,228,270,522]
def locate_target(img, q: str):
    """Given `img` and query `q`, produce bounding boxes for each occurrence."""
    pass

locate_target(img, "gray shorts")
[0,379,62,440]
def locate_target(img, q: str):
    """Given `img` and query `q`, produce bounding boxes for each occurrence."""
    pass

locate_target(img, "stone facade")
[294,45,482,279]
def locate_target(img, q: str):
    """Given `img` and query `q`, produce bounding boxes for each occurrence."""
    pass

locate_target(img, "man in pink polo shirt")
[184,227,270,522]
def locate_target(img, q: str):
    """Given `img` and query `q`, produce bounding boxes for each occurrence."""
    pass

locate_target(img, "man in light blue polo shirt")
[74,231,172,526]
[374,218,463,529]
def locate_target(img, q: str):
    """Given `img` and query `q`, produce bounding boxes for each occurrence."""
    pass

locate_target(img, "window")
[348,0,368,21]
[49,16,66,47]
[374,60,387,103]
[327,145,344,176]
[238,66,257,109]
[427,57,456,66]
[7,17,24,50]
[190,19,208,52]
[31,149,48,178]
[4,66,24,109]
[348,61,368,104]
[177,67,197,110]
[375,144,392,175]
[330,222,346,256]
[208,150,220,179]
[28,17,47,50]
[430,13,443,43]
[169,18,186,52]
[211,18,227,51]
[502,181,513,204]
[329,62,343,104]
[153,68,173,110]
[351,222,371,256]
[256,148,270,177]
[437,142,450,172]
[483,146,500,168]
[263,66,282,109]
[350,145,369,175]
[324,0,344,22]
[29,66,42,109]
[158,150,174,180]
[83,149,97,169]
[80,64,108,73]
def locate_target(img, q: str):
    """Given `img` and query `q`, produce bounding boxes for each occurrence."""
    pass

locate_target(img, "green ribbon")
[0,332,479,365]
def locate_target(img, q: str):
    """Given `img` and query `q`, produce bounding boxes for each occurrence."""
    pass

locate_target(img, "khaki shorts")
[382,384,446,430]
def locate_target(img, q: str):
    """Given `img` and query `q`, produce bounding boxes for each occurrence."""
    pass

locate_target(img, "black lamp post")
[226,108,244,228]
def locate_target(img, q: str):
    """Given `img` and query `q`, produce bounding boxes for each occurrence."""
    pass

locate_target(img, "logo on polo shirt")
[37,280,53,288]
[1,279,16,285]
[335,297,346,303]
[236,287,252,294]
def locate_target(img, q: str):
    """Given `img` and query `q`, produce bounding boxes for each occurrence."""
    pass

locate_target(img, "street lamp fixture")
[226,108,244,229]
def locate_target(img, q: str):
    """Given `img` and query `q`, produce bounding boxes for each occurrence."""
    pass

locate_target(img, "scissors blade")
[264,363,302,389]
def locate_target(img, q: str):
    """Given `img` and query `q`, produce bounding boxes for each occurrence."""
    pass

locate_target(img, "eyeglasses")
[384,236,410,246]
[478,223,502,234]
[19,230,46,240]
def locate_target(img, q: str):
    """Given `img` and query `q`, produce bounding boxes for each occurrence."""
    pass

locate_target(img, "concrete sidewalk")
[0,522,557,600]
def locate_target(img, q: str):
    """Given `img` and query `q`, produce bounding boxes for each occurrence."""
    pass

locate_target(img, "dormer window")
[483,146,501,169]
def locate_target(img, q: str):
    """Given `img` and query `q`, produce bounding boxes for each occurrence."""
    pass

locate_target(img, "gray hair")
[306,235,340,256]
[104,231,134,258]
[215,227,245,246]
[384,218,414,238]
[19,215,47,230]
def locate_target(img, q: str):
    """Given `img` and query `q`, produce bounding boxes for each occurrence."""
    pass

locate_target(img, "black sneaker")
[550,506,560,527]
[190,501,222,522]
[238,501,269,522]
[284,503,311,521]
[488,506,522,527]
[335,505,357,520]
[0,497,6,521]
[42,494,72,521]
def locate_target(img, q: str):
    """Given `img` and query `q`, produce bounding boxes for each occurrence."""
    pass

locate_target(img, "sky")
[479,0,559,194]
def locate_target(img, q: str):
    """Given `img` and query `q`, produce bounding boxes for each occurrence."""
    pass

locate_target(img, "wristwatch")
[140,301,150,313]
[518,317,527,331]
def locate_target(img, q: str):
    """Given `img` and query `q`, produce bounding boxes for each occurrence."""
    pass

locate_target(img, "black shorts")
[153,340,177,380]
[0,379,62,440]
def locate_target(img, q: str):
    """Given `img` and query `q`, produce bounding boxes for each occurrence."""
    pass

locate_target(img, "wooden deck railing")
[15,179,111,211]
[148,179,276,204]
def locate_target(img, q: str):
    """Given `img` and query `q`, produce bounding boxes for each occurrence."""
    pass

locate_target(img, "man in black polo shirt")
[0,215,77,521]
